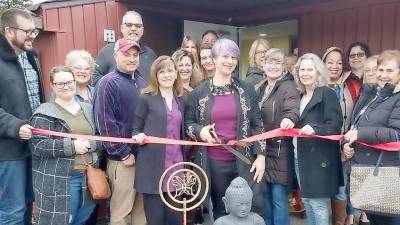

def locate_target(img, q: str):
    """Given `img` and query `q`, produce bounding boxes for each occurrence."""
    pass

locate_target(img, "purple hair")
[211,38,240,59]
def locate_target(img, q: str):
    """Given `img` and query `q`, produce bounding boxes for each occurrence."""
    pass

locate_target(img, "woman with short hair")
[363,55,379,85]
[343,50,400,225]
[256,48,300,225]
[345,42,371,80]
[185,38,266,220]
[50,50,95,102]
[292,53,343,225]
[201,30,219,46]
[245,39,272,85]
[30,66,100,225]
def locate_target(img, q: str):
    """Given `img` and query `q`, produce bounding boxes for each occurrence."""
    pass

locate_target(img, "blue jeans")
[69,173,95,225]
[0,159,33,225]
[264,182,289,225]
[333,168,346,201]
[294,159,330,225]
[344,173,355,214]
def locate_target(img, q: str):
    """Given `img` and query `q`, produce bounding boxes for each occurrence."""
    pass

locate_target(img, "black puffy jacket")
[351,83,400,166]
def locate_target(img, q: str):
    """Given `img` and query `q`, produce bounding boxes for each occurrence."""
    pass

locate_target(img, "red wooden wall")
[297,0,400,56]
[34,0,127,98]
[34,0,400,98]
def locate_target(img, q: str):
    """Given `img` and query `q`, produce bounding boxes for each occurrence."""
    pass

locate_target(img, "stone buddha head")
[222,177,253,218]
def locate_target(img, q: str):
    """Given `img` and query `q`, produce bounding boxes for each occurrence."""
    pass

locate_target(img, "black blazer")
[296,86,344,198]
[132,94,185,194]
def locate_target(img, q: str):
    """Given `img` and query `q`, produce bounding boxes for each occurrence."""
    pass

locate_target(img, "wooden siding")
[298,0,400,56]
[33,0,127,98]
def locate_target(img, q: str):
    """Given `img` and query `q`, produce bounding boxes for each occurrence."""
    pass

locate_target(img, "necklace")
[211,78,234,95]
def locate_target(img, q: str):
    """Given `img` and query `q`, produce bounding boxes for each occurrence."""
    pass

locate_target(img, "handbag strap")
[373,131,400,177]
[373,151,384,176]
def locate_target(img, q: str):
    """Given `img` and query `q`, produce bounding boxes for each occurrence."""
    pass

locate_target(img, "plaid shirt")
[19,52,41,112]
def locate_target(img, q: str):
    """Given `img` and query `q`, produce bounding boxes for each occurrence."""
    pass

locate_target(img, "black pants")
[143,193,181,225]
[208,159,238,220]
[367,213,400,225]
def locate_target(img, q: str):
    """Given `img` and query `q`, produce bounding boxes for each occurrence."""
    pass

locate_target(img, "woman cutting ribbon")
[185,38,266,221]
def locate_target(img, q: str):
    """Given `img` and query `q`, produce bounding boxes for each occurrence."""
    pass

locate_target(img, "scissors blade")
[221,145,252,165]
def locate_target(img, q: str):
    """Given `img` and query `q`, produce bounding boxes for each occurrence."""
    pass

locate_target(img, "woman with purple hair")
[185,38,266,220]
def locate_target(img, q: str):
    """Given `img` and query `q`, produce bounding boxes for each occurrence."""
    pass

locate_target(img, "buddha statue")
[214,177,266,225]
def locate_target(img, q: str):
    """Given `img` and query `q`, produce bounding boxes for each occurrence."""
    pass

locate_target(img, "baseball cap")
[114,38,141,52]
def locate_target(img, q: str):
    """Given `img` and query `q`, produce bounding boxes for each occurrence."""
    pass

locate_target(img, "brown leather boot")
[331,200,347,225]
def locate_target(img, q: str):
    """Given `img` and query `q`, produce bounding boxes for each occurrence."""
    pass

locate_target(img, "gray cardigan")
[29,102,100,225]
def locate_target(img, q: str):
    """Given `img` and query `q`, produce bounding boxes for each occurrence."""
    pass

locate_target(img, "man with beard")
[92,10,156,84]
[0,8,44,225]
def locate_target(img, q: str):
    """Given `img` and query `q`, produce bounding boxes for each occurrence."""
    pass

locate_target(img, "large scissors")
[209,126,251,165]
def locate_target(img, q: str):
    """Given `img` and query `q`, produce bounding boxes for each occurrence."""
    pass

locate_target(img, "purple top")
[163,97,183,191]
[208,94,237,161]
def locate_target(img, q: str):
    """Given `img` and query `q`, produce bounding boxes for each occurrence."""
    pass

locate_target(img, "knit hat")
[322,47,343,62]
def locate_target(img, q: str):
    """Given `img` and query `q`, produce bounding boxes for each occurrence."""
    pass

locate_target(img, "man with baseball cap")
[93,38,146,225]
[92,10,156,84]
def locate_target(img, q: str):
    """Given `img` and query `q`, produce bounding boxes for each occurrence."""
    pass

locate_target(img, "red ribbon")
[30,127,400,152]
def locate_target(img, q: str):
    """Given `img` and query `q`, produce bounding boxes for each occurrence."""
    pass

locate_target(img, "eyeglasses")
[9,27,40,36]
[265,61,283,67]
[123,23,143,29]
[349,52,365,59]
[52,80,75,89]
[364,67,377,73]
[72,65,91,71]
[255,50,268,56]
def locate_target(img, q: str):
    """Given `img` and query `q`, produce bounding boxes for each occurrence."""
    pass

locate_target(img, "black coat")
[350,83,400,166]
[296,86,343,198]
[245,66,266,86]
[256,74,300,188]
[133,94,185,194]
[185,77,265,213]
[0,33,44,160]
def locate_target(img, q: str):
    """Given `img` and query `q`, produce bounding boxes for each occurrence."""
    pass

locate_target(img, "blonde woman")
[245,39,271,85]
[292,53,343,225]
[172,49,202,99]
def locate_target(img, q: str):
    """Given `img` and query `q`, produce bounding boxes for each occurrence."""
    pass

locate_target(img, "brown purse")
[83,157,111,200]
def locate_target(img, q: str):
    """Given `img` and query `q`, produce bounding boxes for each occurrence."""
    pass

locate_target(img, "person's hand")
[344,129,358,144]
[250,155,265,183]
[122,154,135,166]
[342,143,355,160]
[19,124,33,140]
[299,124,315,135]
[74,139,90,155]
[132,133,146,145]
[200,124,216,143]
[280,118,295,130]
